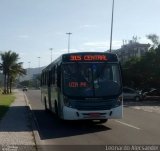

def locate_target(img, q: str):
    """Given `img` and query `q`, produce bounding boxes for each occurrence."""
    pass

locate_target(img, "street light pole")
[109,0,115,52]
[50,48,53,63]
[66,32,72,53]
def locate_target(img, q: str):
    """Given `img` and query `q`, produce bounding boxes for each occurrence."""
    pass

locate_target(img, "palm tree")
[0,51,26,94]
[0,51,10,93]
[9,62,26,93]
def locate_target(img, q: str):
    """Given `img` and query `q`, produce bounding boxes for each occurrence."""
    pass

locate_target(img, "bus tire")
[92,119,108,124]
[55,102,58,116]
[98,119,108,124]
[44,98,48,111]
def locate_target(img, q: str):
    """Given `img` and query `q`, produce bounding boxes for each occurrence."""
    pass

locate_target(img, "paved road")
[25,90,160,150]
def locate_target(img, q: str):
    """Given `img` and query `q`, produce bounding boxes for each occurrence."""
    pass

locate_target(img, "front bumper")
[63,105,123,120]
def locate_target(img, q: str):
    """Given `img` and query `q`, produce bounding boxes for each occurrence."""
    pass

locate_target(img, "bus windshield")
[62,63,122,98]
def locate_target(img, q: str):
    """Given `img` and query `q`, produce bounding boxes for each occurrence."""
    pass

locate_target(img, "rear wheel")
[54,102,63,121]
[55,102,58,116]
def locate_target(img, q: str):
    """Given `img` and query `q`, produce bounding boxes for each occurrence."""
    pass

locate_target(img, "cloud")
[55,32,64,36]
[79,24,97,29]
[58,49,80,53]
[57,48,98,54]
[17,35,29,39]
[83,40,122,49]
[84,42,107,48]
[19,52,27,57]
[139,37,151,44]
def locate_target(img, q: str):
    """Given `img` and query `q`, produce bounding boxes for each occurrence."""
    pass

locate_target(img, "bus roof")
[42,52,118,72]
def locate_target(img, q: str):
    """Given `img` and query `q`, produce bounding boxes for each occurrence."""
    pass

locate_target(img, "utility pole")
[66,32,72,53]
[109,0,115,52]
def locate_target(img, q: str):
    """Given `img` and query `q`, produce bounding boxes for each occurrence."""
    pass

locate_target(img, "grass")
[0,93,15,120]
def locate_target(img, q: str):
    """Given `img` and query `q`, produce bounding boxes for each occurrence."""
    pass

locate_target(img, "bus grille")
[70,100,117,111]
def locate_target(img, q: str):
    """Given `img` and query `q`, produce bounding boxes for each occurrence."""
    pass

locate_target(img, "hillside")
[19,66,45,81]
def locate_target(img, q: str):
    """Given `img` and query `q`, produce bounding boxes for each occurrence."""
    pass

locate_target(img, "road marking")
[115,120,140,130]
[23,93,41,137]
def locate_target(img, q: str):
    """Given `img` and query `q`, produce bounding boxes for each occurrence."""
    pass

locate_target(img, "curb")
[23,92,42,151]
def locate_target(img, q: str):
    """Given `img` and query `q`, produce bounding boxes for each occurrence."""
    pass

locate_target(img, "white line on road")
[23,93,41,140]
[115,120,140,130]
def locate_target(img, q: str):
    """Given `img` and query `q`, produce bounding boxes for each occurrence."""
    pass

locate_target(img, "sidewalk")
[124,100,160,114]
[0,89,37,150]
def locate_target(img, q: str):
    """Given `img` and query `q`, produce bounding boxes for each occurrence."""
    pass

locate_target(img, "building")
[111,41,150,63]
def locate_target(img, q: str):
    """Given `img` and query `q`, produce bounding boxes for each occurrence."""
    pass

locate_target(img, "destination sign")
[70,55,107,61]
[62,53,118,62]
[68,82,87,88]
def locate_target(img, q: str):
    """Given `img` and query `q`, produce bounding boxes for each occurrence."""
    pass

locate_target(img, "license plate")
[89,113,100,118]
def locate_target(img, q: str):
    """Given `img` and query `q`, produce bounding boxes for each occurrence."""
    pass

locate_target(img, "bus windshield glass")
[62,63,121,98]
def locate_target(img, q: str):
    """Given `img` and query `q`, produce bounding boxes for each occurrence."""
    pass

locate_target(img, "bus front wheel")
[99,119,108,123]
[94,119,108,124]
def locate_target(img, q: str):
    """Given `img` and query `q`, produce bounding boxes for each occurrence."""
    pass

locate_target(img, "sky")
[0,0,160,68]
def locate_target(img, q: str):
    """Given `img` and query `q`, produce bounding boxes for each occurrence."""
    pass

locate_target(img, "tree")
[0,51,26,94]
[0,51,10,93]
[122,44,160,89]
[122,57,141,88]
[9,62,26,93]
[146,34,160,48]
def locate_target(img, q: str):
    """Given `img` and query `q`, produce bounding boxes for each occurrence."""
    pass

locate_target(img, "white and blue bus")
[41,52,123,123]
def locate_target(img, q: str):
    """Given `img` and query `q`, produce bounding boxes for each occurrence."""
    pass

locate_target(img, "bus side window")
[41,74,43,86]
[50,70,52,84]
[45,72,48,85]
[57,66,61,88]
[44,72,46,85]
[55,66,57,85]
[51,67,55,84]
[48,71,51,86]
[42,73,44,85]
[45,72,47,85]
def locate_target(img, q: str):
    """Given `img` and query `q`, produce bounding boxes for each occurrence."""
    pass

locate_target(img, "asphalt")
[25,89,160,151]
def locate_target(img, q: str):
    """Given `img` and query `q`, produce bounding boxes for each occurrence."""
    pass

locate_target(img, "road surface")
[25,90,160,150]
